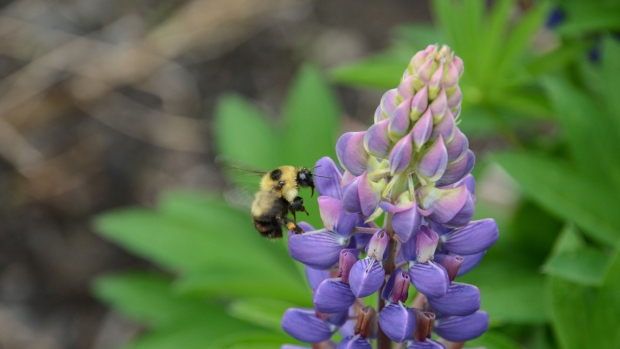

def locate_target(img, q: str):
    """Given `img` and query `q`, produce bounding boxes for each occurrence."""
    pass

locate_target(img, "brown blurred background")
[0,1,431,348]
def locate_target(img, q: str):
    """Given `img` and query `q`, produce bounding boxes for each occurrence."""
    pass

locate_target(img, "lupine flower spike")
[281,44,498,348]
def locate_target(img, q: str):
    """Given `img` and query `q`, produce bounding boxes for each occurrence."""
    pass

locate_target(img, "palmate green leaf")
[214,94,281,171]
[228,298,297,332]
[492,152,620,246]
[556,1,620,36]
[543,78,620,190]
[283,65,340,167]
[459,261,548,324]
[468,330,523,349]
[329,54,404,89]
[542,247,609,286]
[548,277,589,349]
[93,272,213,329]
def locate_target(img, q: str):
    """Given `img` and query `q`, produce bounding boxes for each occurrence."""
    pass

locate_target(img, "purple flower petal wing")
[445,192,474,228]
[410,86,429,120]
[364,119,391,158]
[401,228,417,261]
[337,336,372,349]
[427,282,481,316]
[417,135,448,182]
[388,98,413,141]
[456,251,486,277]
[389,133,413,175]
[406,339,446,349]
[349,257,386,298]
[408,261,449,298]
[337,132,369,176]
[445,129,468,163]
[282,308,336,343]
[440,218,499,255]
[416,226,439,263]
[412,109,433,150]
[391,204,421,243]
[342,177,362,214]
[419,185,468,225]
[313,278,356,314]
[318,196,357,238]
[434,311,489,342]
[315,157,344,199]
[289,229,348,269]
[378,302,416,343]
[435,150,475,187]
[306,265,330,290]
[358,172,383,217]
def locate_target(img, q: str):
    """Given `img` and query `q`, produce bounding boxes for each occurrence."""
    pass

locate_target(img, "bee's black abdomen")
[253,217,283,239]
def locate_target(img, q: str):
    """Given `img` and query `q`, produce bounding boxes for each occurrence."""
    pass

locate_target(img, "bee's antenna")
[313,174,331,179]
[314,165,322,169]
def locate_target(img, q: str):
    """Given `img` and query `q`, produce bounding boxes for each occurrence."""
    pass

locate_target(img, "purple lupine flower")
[282,44,498,348]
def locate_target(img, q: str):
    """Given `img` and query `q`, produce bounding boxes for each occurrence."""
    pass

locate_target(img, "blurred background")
[1,0,619,348]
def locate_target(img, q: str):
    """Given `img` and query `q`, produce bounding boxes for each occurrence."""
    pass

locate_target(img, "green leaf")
[542,247,609,286]
[214,94,282,171]
[548,277,590,349]
[493,152,620,246]
[93,272,214,329]
[459,261,548,324]
[543,78,620,189]
[468,330,524,349]
[590,247,620,348]
[526,42,590,76]
[393,24,446,48]
[228,298,296,332]
[556,2,620,36]
[330,54,404,89]
[283,65,341,167]
[601,37,620,140]
[174,270,311,305]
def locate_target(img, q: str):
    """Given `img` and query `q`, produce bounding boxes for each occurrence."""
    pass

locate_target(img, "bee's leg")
[281,217,304,234]
[289,208,297,223]
[290,196,309,216]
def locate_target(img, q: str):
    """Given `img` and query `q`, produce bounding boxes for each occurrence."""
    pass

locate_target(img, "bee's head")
[297,168,315,197]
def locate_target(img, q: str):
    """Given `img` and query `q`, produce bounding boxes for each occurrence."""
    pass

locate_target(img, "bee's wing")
[215,156,267,176]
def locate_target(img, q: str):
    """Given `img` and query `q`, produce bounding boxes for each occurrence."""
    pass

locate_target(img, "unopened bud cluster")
[281,45,499,348]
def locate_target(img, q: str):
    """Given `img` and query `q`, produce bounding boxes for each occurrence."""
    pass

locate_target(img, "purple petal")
[364,119,391,158]
[431,109,455,142]
[337,132,369,176]
[430,88,447,123]
[410,86,429,120]
[349,257,385,298]
[445,129,468,163]
[427,61,443,99]
[418,185,469,225]
[388,98,413,140]
[440,218,499,255]
[389,132,413,175]
[443,61,459,90]
[380,89,399,117]
[378,302,416,343]
[398,75,417,100]
[406,339,446,349]
[282,346,312,349]
[427,282,481,316]
[457,251,486,276]
[455,174,476,194]
[289,229,348,269]
[445,192,474,228]
[416,58,434,85]
[392,205,421,243]
[338,249,359,283]
[282,308,336,343]
[318,196,357,238]
[374,105,385,123]
[386,269,410,303]
[306,265,330,290]
[337,335,372,349]
[452,56,464,76]
[313,278,356,313]
[408,261,449,298]
[358,172,383,217]
[401,229,417,261]
[342,177,362,214]
[417,135,448,182]
[416,226,439,263]
[447,85,462,110]
[435,150,475,187]
[433,254,464,282]
[410,46,434,72]
[434,311,489,342]
[315,157,344,199]
[326,309,350,327]
[338,307,356,338]
[412,109,433,150]
[367,230,389,261]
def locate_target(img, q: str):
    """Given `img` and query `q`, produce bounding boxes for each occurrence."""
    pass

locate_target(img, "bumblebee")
[251,166,315,239]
